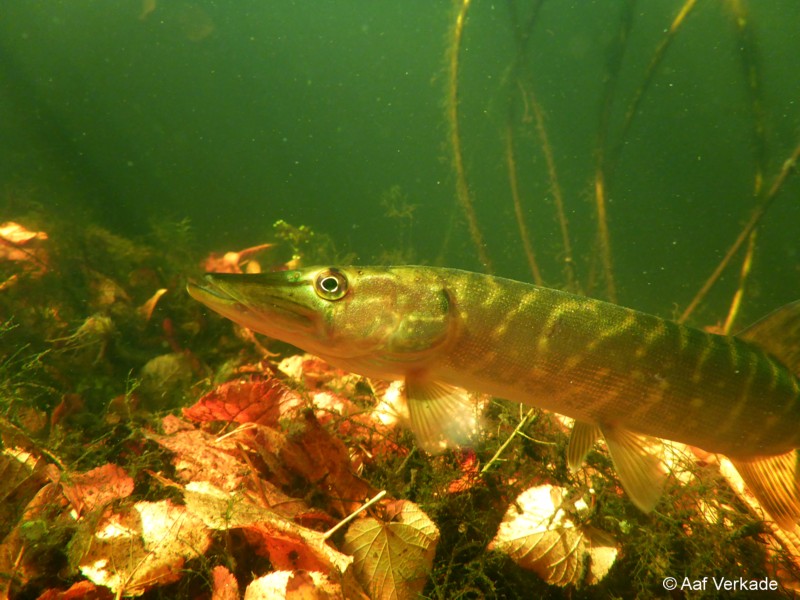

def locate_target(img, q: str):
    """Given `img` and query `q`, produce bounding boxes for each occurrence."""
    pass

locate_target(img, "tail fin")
[734,301,800,528]
[731,453,800,529]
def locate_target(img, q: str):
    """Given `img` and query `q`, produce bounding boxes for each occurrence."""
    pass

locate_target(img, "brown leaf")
[35,580,113,600]
[342,499,439,600]
[211,565,240,600]
[254,411,377,517]
[0,483,67,593]
[446,450,481,494]
[151,426,310,519]
[0,221,48,269]
[183,378,304,426]
[76,499,211,596]
[183,481,367,597]
[183,480,351,574]
[0,447,47,518]
[55,464,134,517]
[489,485,618,587]
[151,427,252,490]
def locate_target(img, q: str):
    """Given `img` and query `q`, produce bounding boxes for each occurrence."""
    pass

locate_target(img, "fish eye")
[314,269,348,300]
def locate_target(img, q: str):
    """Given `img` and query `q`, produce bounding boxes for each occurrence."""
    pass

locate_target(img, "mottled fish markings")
[188,266,800,528]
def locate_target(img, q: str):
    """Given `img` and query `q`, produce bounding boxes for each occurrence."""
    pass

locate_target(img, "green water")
[1,0,798,322]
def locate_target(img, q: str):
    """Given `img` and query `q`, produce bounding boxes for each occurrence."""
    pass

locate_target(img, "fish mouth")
[186,272,318,335]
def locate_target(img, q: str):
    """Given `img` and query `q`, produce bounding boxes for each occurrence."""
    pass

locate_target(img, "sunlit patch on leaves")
[244,569,347,600]
[73,499,211,596]
[342,499,439,600]
[489,484,618,587]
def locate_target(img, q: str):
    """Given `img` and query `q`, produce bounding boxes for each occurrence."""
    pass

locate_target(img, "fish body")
[188,265,800,524]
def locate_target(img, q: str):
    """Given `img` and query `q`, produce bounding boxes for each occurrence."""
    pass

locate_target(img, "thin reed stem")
[528,90,579,292]
[680,141,800,323]
[505,123,543,285]
[611,0,698,171]
[722,230,757,334]
[447,0,493,272]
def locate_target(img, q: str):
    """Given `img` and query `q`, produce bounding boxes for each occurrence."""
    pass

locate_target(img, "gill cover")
[314,266,453,359]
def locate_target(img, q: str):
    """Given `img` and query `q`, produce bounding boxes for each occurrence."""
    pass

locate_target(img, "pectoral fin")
[567,421,601,473]
[405,377,480,454]
[600,425,668,513]
[731,451,800,529]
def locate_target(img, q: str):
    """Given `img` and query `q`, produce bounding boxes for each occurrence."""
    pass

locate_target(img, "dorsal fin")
[737,300,800,375]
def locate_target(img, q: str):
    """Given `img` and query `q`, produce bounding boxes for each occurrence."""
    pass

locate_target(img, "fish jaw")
[187,266,456,373]
[187,271,324,346]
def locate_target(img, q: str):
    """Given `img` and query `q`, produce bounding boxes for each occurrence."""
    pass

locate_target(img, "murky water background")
[2,0,798,323]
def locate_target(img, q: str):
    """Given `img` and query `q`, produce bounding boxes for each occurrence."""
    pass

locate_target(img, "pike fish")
[188,266,800,526]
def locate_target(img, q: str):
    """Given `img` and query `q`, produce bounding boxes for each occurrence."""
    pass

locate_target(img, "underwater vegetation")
[1,2,800,600]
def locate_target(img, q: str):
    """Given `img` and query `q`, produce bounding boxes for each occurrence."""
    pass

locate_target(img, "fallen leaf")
[277,354,354,392]
[183,378,305,426]
[182,480,367,597]
[35,580,113,599]
[151,427,251,491]
[211,565,240,600]
[0,221,48,269]
[138,288,167,321]
[151,425,311,519]
[244,570,343,600]
[202,243,275,274]
[342,499,439,600]
[489,485,618,587]
[55,464,134,518]
[253,411,377,517]
[75,499,211,596]
[0,447,47,515]
[0,482,67,593]
[446,450,481,494]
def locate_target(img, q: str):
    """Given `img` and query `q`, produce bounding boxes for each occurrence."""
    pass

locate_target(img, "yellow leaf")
[489,485,618,587]
[342,499,439,600]
[244,570,342,600]
[76,499,211,596]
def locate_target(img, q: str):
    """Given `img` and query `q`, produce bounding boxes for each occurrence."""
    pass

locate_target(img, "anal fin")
[405,377,481,454]
[600,425,668,513]
[731,451,800,529]
[567,421,601,473]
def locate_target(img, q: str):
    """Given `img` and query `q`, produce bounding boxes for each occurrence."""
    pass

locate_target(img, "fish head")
[187,266,453,365]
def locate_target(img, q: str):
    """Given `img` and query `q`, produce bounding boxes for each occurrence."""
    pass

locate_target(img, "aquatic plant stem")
[447,0,493,272]
[722,230,757,335]
[528,89,579,292]
[592,2,636,303]
[481,408,536,475]
[680,140,800,324]
[728,0,767,196]
[505,123,543,285]
[323,489,387,540]
[612,0,698,168]
[592,171,616,302]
